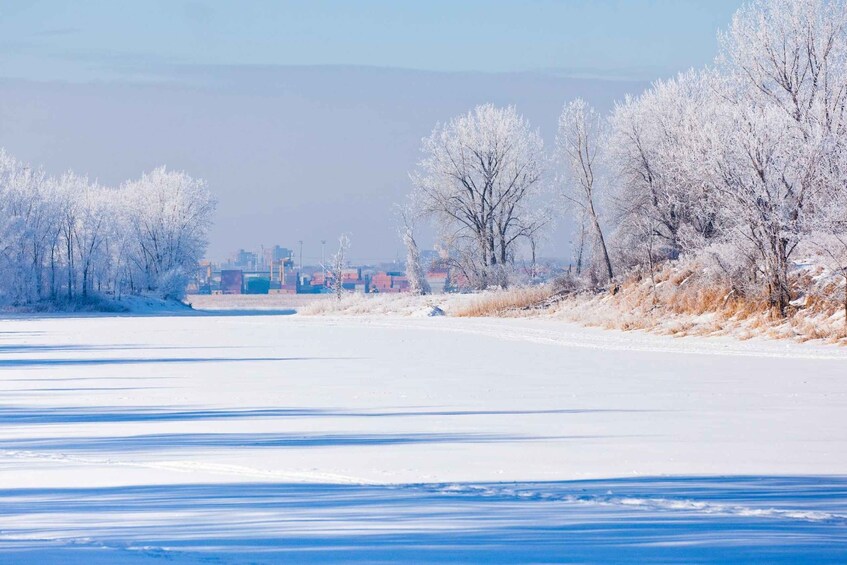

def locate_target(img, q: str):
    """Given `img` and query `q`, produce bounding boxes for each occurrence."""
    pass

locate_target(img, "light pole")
[321,240,326,271]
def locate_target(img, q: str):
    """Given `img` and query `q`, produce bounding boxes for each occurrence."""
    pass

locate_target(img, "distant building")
[220,270,243,294]
[244,275,271,294]
[269,257,294,284]
[370,271,408,293]
[341,268,361,282]
[392,275,409,292]
[264,245,293,267]
[370,272,392,292]
[227,249,258,271]
[426,269,449,294]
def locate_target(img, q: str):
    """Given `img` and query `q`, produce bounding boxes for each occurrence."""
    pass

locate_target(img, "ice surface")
[1,313,845,562]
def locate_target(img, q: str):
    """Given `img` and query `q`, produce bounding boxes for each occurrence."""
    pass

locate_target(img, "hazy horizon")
[0,66,650,263]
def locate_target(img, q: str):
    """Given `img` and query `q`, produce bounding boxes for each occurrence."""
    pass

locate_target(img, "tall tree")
[713,0,847,314]
[123,167,216,300]
[411,104,546,289]
[558,98,614,283]
[398,204,431,296]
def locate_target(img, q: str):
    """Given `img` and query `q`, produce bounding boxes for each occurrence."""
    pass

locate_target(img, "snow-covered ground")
[1,312,846,562]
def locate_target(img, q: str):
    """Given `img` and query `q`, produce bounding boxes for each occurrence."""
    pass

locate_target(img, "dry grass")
[540,260,847,345]
[453,286,558,318]
[443,261,847,345]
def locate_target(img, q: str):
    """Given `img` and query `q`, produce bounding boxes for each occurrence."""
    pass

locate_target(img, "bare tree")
[330,233,351,301]
[608,71,722,267]
[712,0,847,314]
[558,98,614,283]
[813,142,847,325]
[604,0,847,317]
[411,104,547,289]
[124,167,216,300]
[398,204,431,295]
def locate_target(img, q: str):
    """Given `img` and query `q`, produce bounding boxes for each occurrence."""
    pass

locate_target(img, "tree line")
[404,0,847,316]
[0,151,215,307]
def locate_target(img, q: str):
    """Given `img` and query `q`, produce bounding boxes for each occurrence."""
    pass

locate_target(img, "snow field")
[0,312,845,562]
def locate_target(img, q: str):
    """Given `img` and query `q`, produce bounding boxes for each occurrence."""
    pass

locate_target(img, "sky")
[1,1,742,81]
[0,0,744,263]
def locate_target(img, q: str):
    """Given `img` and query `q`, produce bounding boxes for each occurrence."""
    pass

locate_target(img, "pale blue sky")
[1,0,742,82]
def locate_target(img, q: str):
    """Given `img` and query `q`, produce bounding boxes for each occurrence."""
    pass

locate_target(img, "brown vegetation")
[453,286,559,317]
[454,259,847,345]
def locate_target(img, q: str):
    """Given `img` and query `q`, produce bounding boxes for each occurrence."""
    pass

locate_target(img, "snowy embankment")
[540,260,847,345]
[0,295,195,316]
[0,312,846,562]
[294,261,847,346]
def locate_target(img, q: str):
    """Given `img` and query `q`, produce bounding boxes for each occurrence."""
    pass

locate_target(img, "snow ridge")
[416,483,847,524]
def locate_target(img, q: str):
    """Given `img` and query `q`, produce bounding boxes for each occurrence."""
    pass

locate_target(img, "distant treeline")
[0,151,215,306]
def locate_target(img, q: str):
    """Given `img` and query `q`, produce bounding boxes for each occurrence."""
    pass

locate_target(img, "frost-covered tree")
[719,0,847,135]
[711,0,847,314]
[608,70,722,266]
[809,130,847,323]
[56,173,79,300]
[330,233,350,301]
[0,152,58,304]
[558,98,614,283]
[0,152,215,307]
[123,167,216,300]
[602,0,847,315]
[398,204,431,295]
[73,180,113,298]
[411,104,548,289]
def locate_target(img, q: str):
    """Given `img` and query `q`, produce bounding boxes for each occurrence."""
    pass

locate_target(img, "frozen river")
[1,312,845,562]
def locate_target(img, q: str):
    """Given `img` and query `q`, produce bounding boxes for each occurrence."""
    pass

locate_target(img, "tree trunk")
[50,247,56,300]
[767,265,790,317]
[34,246,42,300]
[588,202,614,282]
[530,238,537,279]
[575,216,586,276]
[768,236,791,317]
[66,236,73,301]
